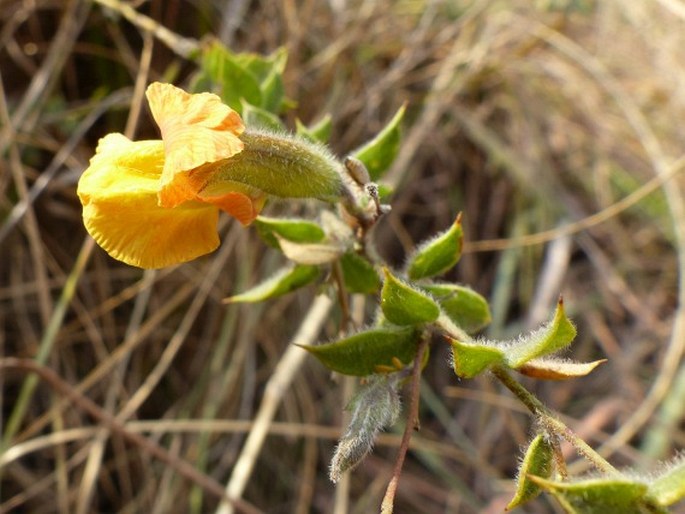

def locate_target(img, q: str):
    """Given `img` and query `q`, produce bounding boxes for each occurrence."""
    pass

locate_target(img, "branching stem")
[491,365,621,477]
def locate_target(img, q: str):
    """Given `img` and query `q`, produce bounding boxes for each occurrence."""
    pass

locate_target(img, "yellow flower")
[77,82,263,269]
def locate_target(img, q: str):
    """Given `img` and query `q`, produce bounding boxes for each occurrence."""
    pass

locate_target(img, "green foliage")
[380,268,440,325]
[648,457,685,507]
[528,476,666,514]
[449,299,581,379]
[352,104,406,180]
[240,100,285,131]
[296,115,333,144]
[505,299,576,367]
[421,283,490,333]
[301,326,419,376]
[406,214,463,280]
[506,434,554,510]
[226,265,319,303]
[340,252,381,294]
[450,339,504,378]
[254,216,326,248]
[196,42,288,116]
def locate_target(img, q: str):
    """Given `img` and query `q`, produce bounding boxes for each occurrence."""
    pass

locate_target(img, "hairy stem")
[491,365,620,477]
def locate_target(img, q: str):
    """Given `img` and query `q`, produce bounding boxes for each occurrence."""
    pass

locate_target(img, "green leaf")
[529,476,664,514]
[380,268,440,326]
[296,115,333,144]
[506,434,554,510]
[407,214,464,280]
[199,42,262,112]
[241,101,285,131]
[352,104,406,180]
[449,339,504,378]
[505,299,577,368]
[302,326,419,376]
[329,375,401,482]
[225,265,319,303]
[422,282,490,333]
[340,252,381,294]
[255,216,326,248]
[649,457,685,506]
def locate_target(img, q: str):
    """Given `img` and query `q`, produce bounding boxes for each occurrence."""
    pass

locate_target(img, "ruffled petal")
[146,82,245,207]
[78,134,219,268]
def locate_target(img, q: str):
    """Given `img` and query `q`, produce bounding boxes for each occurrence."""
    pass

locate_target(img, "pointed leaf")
[329,375,401,482]
[352,104,406,180]
[505,299,577,368]
[649,457,685,506]
[407,214,464,280]
[296,115,333,144]
[506,434,554,510]
[302,326,419,376]
[422,282,491,333]
[517,358,607,380]
[225,265,319,303]
[340,252,381,294]
[529,476,662,514]
[449,338,504,378]
[380,269,440,325]
[255,216,326,248]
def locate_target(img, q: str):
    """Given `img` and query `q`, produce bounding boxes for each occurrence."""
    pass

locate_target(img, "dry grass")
[2,0,685,513]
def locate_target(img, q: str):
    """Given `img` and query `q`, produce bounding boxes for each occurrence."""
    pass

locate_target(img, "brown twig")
[0,358,263,514]
[379,332,430,514]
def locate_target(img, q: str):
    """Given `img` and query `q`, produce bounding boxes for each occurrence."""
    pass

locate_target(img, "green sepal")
[506,434,554,510]
[225,265,319,303]
[529,476,665,514]
[241,100,285,131]
[422,282,490,333]
[352,104,406,180]
[407,214,463,280]
[302,326,419,376]
[296,115,332,144]
[255,216,326,248]
[505,299,576,368]
[340,252,381,294]
[380,268,440,326]
[216,130,344,202]
[449,339,504,379]
[648,457,685,507]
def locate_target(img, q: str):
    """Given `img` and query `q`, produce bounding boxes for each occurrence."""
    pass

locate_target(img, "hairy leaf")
[380,269,440,325]
[302,326,419,376]
[506,434,554,510]
[407,214,463,280]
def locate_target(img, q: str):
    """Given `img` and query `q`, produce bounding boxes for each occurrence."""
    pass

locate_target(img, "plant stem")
[380,333,430,514]
[490,365,621,477]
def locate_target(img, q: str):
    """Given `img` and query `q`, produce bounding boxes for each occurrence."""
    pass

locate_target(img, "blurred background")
[1,0,685,512]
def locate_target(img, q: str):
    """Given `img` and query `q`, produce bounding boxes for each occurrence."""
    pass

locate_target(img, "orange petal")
[199,178,266,225]
[77,134,220,268]
[146,82,245,207]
